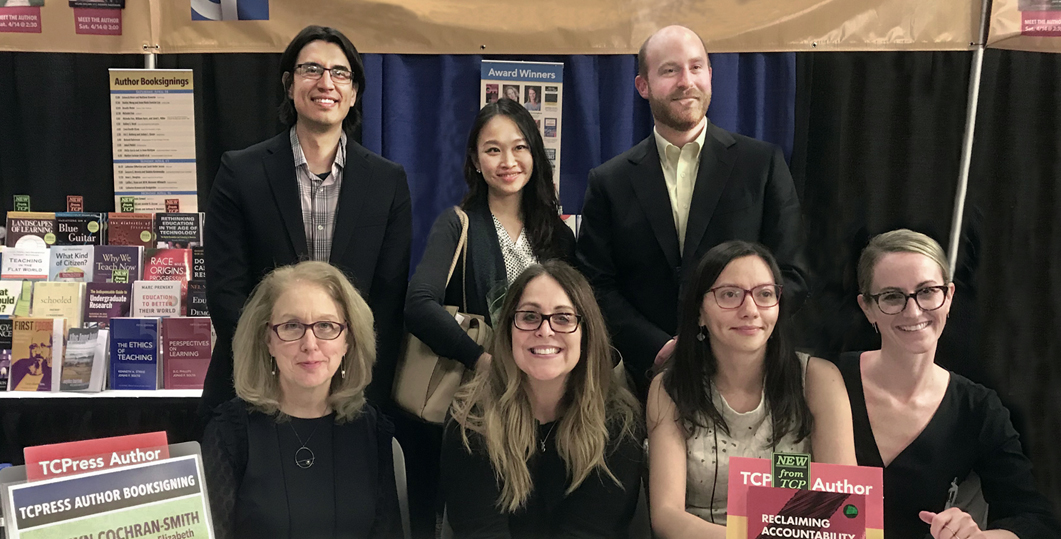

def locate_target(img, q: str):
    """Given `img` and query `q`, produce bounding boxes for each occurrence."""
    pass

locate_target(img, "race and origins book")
[132,280,181,318]
[8,317,64,392]
[61,327,109,392]
[143,248,191,316]
[54,212,105,245]
[109,317,159,390]
[161,317,212,389]
[31,281,86,329]
[106,212,155,247]
[83,282,132,328]
[49,245,95,282]
[6,212,56,249]
[155,212,204,248]
[93,245,143,283]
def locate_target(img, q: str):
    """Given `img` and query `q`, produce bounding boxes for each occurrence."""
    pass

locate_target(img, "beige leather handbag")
[393,207,492,424]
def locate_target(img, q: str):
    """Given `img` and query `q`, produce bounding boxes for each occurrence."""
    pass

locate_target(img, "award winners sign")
[109,69,198,213]
[480,60,564,209]
[727,456,884,539]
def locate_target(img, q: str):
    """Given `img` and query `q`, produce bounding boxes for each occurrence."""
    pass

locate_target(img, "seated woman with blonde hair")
[841,229,1059,538]
[647,241,856,538]
[203,261,401,539]
[441,260,643,538]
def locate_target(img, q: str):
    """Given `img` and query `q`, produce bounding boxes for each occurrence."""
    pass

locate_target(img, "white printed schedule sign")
[109,69,198,213]
[480,61,564,210]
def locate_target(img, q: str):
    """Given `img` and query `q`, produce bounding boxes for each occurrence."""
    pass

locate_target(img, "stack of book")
[1,211,213,393]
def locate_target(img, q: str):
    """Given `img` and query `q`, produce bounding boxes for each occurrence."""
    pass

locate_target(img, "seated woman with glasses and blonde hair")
[441,260,643,538]
[647,240,856,538]
[202,261,401,539]
[839,229,1059,539]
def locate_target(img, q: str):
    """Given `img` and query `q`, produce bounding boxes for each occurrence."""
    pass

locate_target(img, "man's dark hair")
[278,25,366,132]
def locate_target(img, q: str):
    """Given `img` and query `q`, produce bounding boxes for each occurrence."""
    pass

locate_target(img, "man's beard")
[648,88,711,133]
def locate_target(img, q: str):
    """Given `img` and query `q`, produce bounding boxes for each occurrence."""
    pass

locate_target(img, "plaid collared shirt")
[290,127,345,262]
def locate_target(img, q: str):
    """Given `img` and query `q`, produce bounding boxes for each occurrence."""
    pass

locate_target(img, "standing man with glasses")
[576,25,809,397]
[202,25,411,418]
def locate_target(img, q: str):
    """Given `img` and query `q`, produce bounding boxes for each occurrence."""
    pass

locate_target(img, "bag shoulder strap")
[446,207,471,312]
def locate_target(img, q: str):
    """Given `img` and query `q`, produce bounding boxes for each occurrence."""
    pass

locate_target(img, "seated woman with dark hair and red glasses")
[840,229,1059,539]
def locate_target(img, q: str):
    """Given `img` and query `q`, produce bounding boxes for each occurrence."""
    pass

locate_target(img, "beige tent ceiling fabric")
[1,0,979,54]
[987,0,1061,53]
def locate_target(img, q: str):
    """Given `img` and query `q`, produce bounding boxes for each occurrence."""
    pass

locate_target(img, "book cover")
[61,327,100,391]
[1,248,50,280]
[0,280,24,316]
[187,280,208,317]
[191,246,206,280]
[83,282,132,328]
[53,212,105,245]
[161,317,212,389]
[154,212,204,248]
[0,319,12,390]
[106,212,155,247]
[9,318,64,392]
[92,245,143,283]
[143,248,191,315]
[6,211,57,249]
[49,245,95,282]
[132,280,181,318]
[109,317,159,390]
[31,281,86,329]
[745,486,865,539]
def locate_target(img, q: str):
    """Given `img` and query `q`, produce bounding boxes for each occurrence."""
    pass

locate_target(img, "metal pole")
[947,0,992,278]
[144,53,157,70]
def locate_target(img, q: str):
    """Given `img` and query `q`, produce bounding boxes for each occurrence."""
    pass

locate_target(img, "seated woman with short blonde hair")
[203,261,401,539]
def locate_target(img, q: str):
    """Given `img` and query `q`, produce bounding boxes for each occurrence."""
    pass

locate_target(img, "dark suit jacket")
[201,131,411,414]
[576,121,808,394]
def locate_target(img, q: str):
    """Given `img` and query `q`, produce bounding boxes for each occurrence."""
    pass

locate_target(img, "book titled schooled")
[109,317,159,390]
[31,281,86,329]
[49,245,95,282]
[161,317,212,389]
[132,280,181,318]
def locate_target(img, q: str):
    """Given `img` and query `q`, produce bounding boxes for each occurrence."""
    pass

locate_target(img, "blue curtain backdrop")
[357,53,796,270]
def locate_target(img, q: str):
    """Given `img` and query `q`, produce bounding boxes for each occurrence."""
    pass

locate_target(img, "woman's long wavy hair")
[660,241,812,445]
[461,98,567,261]
[450,261,641,512]
[232,261,376,423]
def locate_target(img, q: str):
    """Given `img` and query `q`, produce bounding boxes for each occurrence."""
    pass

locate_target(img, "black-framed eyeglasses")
[512,311,582,333]
[294,62,354,83]
[270,321,347,342]
[867,285,949,315]
[708,284,782,310]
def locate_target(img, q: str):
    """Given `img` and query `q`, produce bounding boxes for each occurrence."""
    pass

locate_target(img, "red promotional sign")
[73,7,122,36]
[23,431,170,482]
[0,6,42,33]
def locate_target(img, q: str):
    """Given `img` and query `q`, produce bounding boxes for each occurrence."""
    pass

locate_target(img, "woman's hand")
[920,509,986,539]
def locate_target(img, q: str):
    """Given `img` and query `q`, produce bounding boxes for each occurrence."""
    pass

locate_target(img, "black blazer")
[576,122,808,394]
[201,131,412,413]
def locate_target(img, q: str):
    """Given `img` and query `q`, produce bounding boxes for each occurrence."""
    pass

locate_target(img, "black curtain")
[792,50,1060,510]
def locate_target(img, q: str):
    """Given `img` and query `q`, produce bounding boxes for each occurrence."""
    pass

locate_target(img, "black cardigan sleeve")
[440,419,513,539]
[974,390,1061,538]
[370,409,404,538]
[201,399,249,539]
[405,208,484,369]
[552,427,643,539]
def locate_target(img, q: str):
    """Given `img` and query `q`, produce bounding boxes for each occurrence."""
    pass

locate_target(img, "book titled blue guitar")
[109,317,159,390]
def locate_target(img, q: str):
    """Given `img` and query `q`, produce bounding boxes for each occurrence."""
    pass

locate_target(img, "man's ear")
[635,75,650,99]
